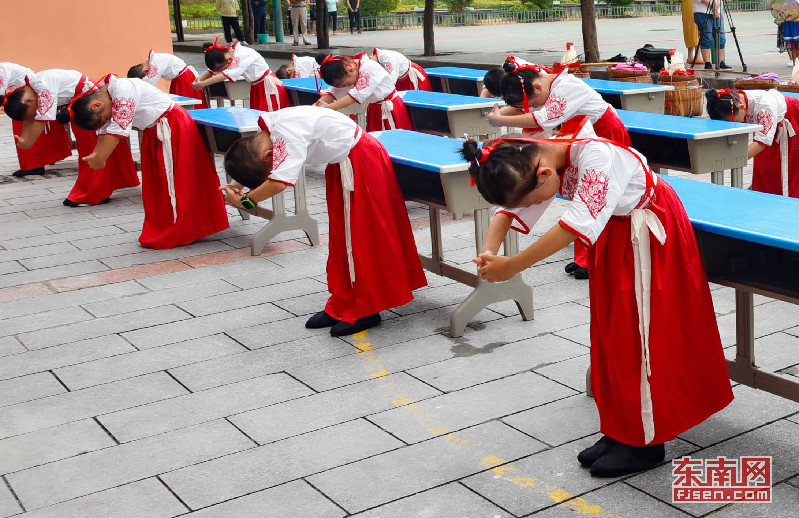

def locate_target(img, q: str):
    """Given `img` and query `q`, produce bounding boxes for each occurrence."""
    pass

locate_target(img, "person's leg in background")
[298,6,310,43]
[221,16,234,43]
[290,7,300,44]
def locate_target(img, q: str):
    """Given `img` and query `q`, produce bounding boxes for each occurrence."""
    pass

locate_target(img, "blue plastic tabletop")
[423,67,488,81]
[188,107,262,132]
[280,77,331,94]
[617,109,761,139]
[372,129,468,173]
[665,176,799,252]
[168,94,201,106]
[581,78,673,95]
[399,90,502,111]
[783,91,799,100]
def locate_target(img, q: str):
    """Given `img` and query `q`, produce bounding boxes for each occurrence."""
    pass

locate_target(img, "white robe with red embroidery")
[143,51,190,84]
[292,55,320,79]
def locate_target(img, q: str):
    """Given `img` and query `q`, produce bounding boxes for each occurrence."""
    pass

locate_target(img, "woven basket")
[607,66,653,83]
[777,84,799,93]
[732,79,778,90]
[659,74,702,117]
[572,65,591,78]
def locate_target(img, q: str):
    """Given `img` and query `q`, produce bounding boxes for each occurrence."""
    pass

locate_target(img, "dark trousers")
[348,9,360,32]
[254,15,266,35]
[329,11,337,32]
[221,16,245,43]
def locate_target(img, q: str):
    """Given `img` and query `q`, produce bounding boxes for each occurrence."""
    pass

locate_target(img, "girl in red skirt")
[370,48,432,91]
[706,88,799,197]
[127,50,208,109]
[465,116,733,477]
[192,38,289,112]
[315,53,414,132]
[66,74,229,249]
[3,69,139,206]
[221,105,426,336]
[487,57,632,280]
[1,62,71,178]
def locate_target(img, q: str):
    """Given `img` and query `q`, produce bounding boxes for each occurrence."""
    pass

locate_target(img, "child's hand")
[472,250,494,267]
[191,81,203,90]
[477,254,517,282]
[14,135,31,150]
[220,184,244,209]
[487,103,504,128]
[82,153,107,170]
[314,99,332,108]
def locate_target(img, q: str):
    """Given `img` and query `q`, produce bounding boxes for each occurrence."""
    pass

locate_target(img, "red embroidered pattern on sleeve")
[111,97,136,130]
[146,65,159,79]
[271,137,288,169]
[757,110,774,137]
[355,73,370,90]
[578,168,609,219]
[559,164,579,199]
[227,57,241,70]
[383,62,393,74]
[0,77,5,90]
[36,89,55,116]
[544,93,567,120]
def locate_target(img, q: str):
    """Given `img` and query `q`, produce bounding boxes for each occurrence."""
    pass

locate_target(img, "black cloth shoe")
[573,267,589,280]
[100,197,112,204]
[704,62,713,70]
[305,311,339,329]
[590,442,666,477]
[62,199,80,207]
[719,62,733,70]
[564,262,580,274]
[330,313,381,336]
[578,435,618,467]
[12,167,45,177]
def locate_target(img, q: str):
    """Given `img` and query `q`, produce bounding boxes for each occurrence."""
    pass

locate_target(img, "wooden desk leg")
[418,207,445,275]
[586,365,592,397]
[730,167,744,188]
[291,170,320,246]
[711,171,725,185]
[449,210,534,337]
[727,289,756,386]
[441,78,451,94]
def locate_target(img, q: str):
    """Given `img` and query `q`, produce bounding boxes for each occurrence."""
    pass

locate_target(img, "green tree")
[520,0,553,9]
[361,0,400,17]
[442,0,474,12]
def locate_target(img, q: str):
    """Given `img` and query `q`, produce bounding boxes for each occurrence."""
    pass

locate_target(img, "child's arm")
[487,104,540,129]
[83,135,122,170]
[748,141,766,159]
[316,94,356,110]
[220,179,287,209]
[14,120,49,149]
[477,223,575,282]
[192,72,227,90]
[473,213,512,267]
[479,87,495,98]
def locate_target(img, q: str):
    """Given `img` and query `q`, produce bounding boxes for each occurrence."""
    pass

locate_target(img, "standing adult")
[681,0,701,64]
[251,0,268,37]
[309,0,317,33]
[216,0,247,45]
[348,0,361,34]
[290,0,312,46]
[327,0,339,35]
[693,0,732,69]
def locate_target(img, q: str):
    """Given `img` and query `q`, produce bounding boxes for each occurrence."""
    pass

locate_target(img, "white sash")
[261,74,284,111]
[155,114,177,224]
[406,65,425,90]
[380,93,397,130]
[338,129,363,285]
[630,207,667,445]
[776,119,796,197]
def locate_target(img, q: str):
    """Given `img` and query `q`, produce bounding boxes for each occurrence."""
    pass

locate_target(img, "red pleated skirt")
[365,95,413,132]
[249,72,291,112]
[751,96,799,198]
[139,106,229,249]
[169,67,209,110]
[67,125,140,205]
[324,133,427,323]
[396,62,433,91]
[588,179,733,446]
[13,119,71,170]
[594,106,632,147]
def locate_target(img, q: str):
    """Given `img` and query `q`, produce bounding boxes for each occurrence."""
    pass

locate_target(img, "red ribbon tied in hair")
[66,81,100,122]
[715,88,744,121]
[468,142,498,186]
[206,37,230,52]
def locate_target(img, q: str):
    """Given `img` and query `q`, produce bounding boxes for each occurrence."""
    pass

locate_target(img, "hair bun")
[202,42,214,51]
[55,105,71,125]
[460,139,481,162]
[502,60,516,73]
[315,53,328,65]
[705,89,720,103]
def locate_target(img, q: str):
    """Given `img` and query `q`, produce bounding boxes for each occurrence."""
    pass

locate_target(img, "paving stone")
[43,213,143,234]
[0,482,21,518]
[224,261,326,290]
[121,303,292,350]
[185,480,344,518]
[0,261,24,275]
[19,242,144,270]
[308,421,546,514]
[224,314,338,350]
[17,305,192,350]
[69,231,145,251]
[678,385,799,448]
[407,333,587,392]
[99,373,313,443]
[81,280,238,318]
[135,257,276,291]
[371,371,577,444]
[161,419,403,510]
[627,420,799,516]
[503,393,600,447]
[0,224,125,251]
[0,260,109,290]
[0,243,80,265]
[0,337,24,357]
[0,306,94,338]
[532,480,691,518]
[54,334,245,390]
[0,334,135,381]
[270,290,332,317]
[462,434,697,517]
[7,420,252,511]
[17,478,186,518]
[552,322,591,347]
[231,372,442,444]
[0,280,146,321]
[176,278,325,317]
[709,285,772,316]
[100,240,233,269]
[0,419,115,475]
[535,354,592,393]
[391,282,478,316]
[745,332,799,372]
[715,299,799,348]
[0,225,54,243]
[708,482,799,518]
[0,372,66,408]
[0,372,187,440]
[351,482,506,518]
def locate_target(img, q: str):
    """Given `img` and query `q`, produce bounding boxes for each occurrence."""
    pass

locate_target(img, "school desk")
[424,67,487,97]
[188,107,320,255]
[168,94,202,109]
[280,77,368,128]
[586,176,799,403]
[398,90,504,139]
[204,79,251,108]
[581,78,672,114]
[372,129,534,338]
[617,109,762,187]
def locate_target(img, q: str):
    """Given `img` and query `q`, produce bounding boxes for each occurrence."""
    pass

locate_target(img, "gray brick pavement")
[0,372,66,408]
[351,482,506,517]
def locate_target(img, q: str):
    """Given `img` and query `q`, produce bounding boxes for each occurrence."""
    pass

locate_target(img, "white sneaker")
[239,40,249,46]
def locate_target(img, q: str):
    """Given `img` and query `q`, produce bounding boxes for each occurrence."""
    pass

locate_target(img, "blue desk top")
[168,94,201,106]
[424,67,488,81]
[665,176,799,252]
[372,129,468,173]
[188,107,262,132]
[783,91,799,99]
[581,78,672,95]
[399,90,502,111]
[281,77,330,94]
[617,109,761,139]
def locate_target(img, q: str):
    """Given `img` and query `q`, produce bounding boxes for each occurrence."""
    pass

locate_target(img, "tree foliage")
[361,0,401,17]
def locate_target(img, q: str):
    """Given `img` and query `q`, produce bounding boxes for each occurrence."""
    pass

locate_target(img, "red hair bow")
[206,37,230,52]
